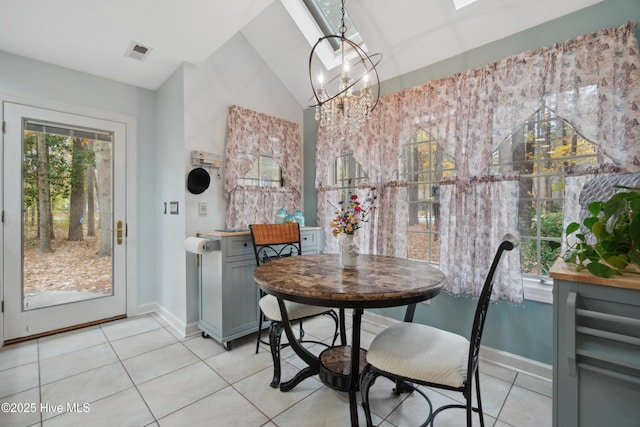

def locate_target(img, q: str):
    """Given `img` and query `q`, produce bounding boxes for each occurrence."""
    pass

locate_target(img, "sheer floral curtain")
[439,178,523,301]
[563,175,593,251]
[316,184,379,255]
[491,22,640,170]
[315,96,408,256]
[225,105,302,229]
[316,22,640,302]
[317,185,341,253]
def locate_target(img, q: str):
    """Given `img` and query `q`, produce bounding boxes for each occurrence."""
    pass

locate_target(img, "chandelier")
[308,0,381,137]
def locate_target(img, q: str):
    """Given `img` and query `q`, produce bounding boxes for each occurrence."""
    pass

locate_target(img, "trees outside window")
[490,107,600,276]
[237,154,283,188]
[398,129,455,263]
[333,148,369,202]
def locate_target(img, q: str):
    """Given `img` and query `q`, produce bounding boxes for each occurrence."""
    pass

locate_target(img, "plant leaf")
[603,197,627,234]
[587,262,615,278]
[563,250,577,264]
[606,254,628,269]
[631,213,640,249]
[566,222,580,235]
[629,196,640,213]
[548,241,561,250]
[591,221,604,239]
[583,217,598,231]
[588,201,604,217]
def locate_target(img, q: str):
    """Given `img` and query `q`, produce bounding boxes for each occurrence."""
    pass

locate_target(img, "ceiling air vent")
[125,41,152,61]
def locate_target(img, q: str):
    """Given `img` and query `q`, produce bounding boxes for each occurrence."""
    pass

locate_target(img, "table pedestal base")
[319,345,368,392]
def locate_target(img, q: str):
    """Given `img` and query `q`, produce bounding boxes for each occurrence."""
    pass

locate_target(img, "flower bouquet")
[330,189,376,236]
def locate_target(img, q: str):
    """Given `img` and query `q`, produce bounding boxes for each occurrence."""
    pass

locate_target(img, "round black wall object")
[187,167,211,194]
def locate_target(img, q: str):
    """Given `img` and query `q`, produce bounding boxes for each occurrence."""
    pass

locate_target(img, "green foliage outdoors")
[520,210,563,275]
[561,186,640,278]
[23,133,73,210]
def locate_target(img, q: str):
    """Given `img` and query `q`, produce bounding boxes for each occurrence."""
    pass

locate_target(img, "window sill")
[523,277,553,304]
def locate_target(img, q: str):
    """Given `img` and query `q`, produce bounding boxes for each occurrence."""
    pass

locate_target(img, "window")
[301,0,362,50]
[398,129,455,263]
[237,153,283,188]
[283,0,367,70]
[332,148,368,201]
[490,106,600,277]
[453,0,479,10]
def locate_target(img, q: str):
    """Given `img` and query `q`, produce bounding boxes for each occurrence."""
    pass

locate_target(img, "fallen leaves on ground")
[23,233,112,296]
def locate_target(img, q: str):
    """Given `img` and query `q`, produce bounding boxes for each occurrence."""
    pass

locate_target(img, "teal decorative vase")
[275,208,287,224]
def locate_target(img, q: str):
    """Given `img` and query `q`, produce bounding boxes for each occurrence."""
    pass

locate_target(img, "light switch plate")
[170,201,179,215]
[199,202,207,216]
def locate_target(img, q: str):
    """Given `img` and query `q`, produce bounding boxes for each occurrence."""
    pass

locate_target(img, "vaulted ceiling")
[0,0,603,107]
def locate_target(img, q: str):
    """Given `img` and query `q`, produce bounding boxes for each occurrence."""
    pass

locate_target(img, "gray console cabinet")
[196,227,321,350]
[550,259,640,427]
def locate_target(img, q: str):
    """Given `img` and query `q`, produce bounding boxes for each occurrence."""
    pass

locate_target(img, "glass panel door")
[22,120,114,310]
[3,103,127,341]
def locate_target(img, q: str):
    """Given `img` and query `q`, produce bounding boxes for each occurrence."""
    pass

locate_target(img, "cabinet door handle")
[567,291,577,377]
[244,243,248,247]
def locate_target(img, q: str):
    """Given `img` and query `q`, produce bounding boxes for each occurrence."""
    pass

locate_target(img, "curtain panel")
[318,185,378,255]
[224,105,302,229]
[439,179,523,301]
[315,22,640,302]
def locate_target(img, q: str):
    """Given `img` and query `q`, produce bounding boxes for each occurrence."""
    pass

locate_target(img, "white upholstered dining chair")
[360,236,516,427]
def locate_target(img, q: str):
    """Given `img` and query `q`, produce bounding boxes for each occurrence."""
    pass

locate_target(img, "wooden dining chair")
[360,236,516,427]
[250,223,340,388]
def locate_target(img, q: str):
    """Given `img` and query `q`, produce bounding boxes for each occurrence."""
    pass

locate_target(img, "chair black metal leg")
[256,308,264,354]
[276,298,320,392]
[327,310,340,346]
[475,368,485,427]
[339,308,347,346]
[268,321,284,388]
[360,364,379,427]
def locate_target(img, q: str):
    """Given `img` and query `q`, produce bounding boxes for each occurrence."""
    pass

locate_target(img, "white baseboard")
[363,311,399,328]
[362,311,552,381]
[136,302,200,339]
[479,345,551,381]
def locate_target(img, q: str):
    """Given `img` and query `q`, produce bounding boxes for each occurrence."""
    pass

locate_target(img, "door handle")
[117,220,123,245]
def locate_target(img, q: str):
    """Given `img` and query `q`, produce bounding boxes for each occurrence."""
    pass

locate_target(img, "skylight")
[301,0,362,50]
[281,0,367,71]
[453,0,479,10]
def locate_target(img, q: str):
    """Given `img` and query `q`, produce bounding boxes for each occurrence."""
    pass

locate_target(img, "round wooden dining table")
[253,253,446,427]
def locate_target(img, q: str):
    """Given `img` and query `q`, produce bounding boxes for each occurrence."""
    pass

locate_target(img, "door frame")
[0,94,138,345]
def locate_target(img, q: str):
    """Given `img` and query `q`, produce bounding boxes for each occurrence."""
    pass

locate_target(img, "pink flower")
[329,189,376,236]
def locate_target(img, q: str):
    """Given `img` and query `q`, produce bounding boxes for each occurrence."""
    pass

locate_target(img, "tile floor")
[0,313,552,426]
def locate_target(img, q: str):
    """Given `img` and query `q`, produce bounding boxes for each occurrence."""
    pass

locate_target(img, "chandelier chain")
[339,0,347,36]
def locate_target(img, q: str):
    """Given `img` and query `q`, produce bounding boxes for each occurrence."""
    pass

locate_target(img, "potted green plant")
[561,185,640,278]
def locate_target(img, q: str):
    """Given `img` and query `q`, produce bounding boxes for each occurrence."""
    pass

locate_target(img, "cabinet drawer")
[224,235,255,259]
[300,230,317,249]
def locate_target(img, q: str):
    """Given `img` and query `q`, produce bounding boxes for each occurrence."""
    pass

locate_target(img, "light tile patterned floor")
[0,314,551,426]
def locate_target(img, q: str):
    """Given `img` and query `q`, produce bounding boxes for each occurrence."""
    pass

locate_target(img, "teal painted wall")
[303,0,640,365]
[0,50,158,307]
